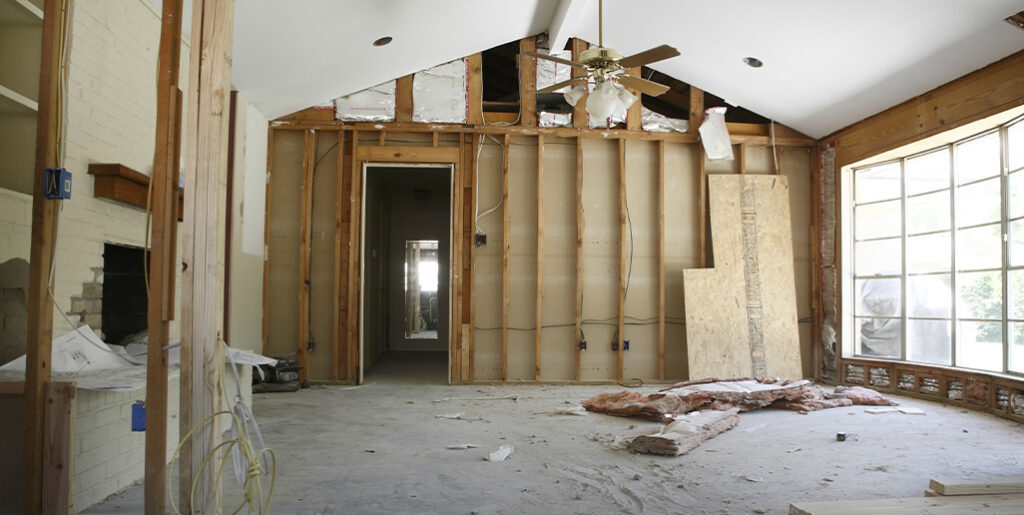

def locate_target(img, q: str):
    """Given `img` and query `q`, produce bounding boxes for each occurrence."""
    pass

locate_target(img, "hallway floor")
[84,371,1024,514]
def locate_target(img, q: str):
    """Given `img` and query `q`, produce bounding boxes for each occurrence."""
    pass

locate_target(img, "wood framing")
[347,130,360,382]
[571,39,589,129]
[827,50,1024,166]
[262,130,275,356]
[657,140,666,380]
[690,87,707,267]
[535,135,544,380]
[23,0,66,510]
[466,133,479,380]
[357,146,459,163]
[574,137,584,381]
[41,381,75,515]
[519,37,537,127]
[179,0,233,510]
[331,130,345,380]
[466,54,483,125]
[297,129,315,383]
[617,138,626,381]
[144,0,183,510]
[501,133,511,381]
[395,75,413,123]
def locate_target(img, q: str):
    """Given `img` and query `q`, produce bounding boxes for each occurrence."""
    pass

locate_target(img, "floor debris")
[486,445,514,462]
[435,413,484,421]
[898,407,926,415]
[627,409,741,456]
[865,407,900,414]
[433,394,521,403]
[446,444,480,450]
[535,405,588,416]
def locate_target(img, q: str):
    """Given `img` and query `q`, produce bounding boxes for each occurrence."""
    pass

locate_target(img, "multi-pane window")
[848,116,1024,375]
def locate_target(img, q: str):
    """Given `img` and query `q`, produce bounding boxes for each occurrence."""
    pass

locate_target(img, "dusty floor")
[85,352,1024,514]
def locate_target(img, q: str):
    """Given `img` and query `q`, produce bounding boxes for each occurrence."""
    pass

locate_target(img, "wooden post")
[571,38,589,129]
[690,87,707,267]
[738,142,747,174]
[395,75,413,123]
[501,133,511,381]
[617,138,626,381]
[657,140,666,380]
[574,136,584,381]
[41,381,75,515]
[297,129,315,383]
[467,54,483,125]
[331,130,345,380]
[519,37,537,127]
[24,0,67,511]
[179,0,233,510]
[262,129,275,356]
[467,133,479,380]
[145,0,183,511]
[347,130,361,383]
[535,135,544,380]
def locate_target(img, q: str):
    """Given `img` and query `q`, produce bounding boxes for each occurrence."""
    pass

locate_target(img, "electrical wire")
[770,120,779,174]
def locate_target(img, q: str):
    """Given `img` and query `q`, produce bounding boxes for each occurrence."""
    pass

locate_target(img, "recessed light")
[743,57,763,68]
[373,36,393,47]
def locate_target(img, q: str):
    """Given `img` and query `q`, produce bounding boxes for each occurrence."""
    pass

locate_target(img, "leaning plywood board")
[929,477,1024,496]
[789,493,1024,515]
[683,175,801,380]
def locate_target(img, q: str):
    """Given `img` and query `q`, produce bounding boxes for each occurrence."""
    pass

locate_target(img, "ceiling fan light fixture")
[564,84,587,107]
[616,85,638,110]
[586,81,620,120]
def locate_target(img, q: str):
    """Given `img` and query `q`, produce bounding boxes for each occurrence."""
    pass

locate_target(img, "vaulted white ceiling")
[226,0,1024,138]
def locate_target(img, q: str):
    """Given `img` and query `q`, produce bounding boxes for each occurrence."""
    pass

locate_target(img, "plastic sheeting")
[413,58,468,123]
[697,106,733,160]
[335,80,397,121]
[641,107,689,133]
[536,50,573,128]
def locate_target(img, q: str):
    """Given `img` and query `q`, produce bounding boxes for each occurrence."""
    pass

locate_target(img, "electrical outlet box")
[623,339,630,351]
[131,401,146,431]
[475,233,487,247]
[611,341,619,351]
[579,340,587,350]
[43,168,72,199]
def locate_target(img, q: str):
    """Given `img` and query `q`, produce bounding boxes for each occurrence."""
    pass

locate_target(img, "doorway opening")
[361,165,452,383]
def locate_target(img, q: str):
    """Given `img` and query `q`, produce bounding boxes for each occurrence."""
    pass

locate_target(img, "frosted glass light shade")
[587,81,619,120]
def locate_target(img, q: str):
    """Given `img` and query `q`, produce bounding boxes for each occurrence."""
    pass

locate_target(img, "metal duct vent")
[1006,11,1024,31]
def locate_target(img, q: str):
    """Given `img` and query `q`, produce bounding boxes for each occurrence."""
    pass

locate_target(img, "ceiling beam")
[547,0,589,52]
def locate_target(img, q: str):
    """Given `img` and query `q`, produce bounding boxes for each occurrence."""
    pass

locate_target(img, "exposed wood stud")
[395,75,413,123]
[535,135,545,381]
[467,133,479,380]
[810,145,822,379]
[297,129,316,383]
[617,138,626,382]
[571,38,589,128]
[23,0,65,509]
[357,146,461,163]
[262,130,275,356]
[432,131,439,147]
[690,87,707,267]
[332,130,345,380]
[378,130,385,146]
[501,133,511,381]
[348,130,361,383]
[519,37,537,127]
[467,53,484,125]
[738,142,748,174]
[144,0,183,510]
[657,140,666,380]
[575,136,584,382]
[42,381,75,515]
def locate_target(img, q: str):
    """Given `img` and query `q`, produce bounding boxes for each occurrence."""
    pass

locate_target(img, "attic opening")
[101,243,149,345]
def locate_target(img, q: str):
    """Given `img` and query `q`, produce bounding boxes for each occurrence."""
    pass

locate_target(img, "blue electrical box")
[43,168,72,199]
[131,401,146,431]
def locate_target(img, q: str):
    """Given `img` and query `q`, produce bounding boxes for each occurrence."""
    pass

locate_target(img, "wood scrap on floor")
[789,493,1024,515]
[928,477,1024,496]
[628,409,740,456]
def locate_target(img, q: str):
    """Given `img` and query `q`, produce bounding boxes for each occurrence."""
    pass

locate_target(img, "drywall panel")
[471,139,504,380]
[266,130,303,359]
[664,142,699,380]
[507,136,538,380]
[241,101,269,256]
[622,140,660,380]
[308,131,339,379]
[539,138,576,381]
[683,175,802,380]
[579,138,619,381]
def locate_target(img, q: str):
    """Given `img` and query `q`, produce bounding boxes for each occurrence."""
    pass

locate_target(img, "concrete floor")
[85,352,1024,514]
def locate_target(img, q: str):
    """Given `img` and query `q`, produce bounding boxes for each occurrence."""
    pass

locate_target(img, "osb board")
[507,136,538,380]
[621,140,660,380]
[663,143,699,380]
[539,138,577,381]
[266,130,303,359]
[579,139,620,381]
[471,140,504,380]
[683,174,802,380]
[308,131,339,379]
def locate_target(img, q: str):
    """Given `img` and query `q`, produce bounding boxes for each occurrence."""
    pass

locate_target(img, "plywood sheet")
[683,174,802,380]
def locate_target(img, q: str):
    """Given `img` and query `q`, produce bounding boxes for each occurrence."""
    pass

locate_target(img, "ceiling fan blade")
[615,74,670,96]
[522,51,587,69]
[538,77,588,94]
[616,44,680,69]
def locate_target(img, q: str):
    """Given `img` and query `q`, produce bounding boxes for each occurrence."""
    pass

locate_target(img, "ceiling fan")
[523,0,680,119]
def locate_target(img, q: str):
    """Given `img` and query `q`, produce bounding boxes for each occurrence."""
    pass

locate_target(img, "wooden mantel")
[88,163,184,220]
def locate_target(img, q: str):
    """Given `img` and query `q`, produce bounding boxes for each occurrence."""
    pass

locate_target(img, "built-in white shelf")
[0,83,37,113]
[0,0,43,24]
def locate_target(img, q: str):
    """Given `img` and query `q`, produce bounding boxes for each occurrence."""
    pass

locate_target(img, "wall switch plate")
[623,339,630,351]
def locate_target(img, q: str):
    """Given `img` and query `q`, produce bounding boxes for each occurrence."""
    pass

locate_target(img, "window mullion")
[1001,125,1010,373]
[950,143,958,367]
[900,158,908,361]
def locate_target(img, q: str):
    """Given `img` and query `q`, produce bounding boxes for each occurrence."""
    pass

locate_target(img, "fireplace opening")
[101,243,149,344]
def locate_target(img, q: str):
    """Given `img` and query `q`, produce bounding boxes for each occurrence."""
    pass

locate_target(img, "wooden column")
[501,133,511,380]
[179,0,233,511]
[466,133,479,380]
[23,0,67,511]
[144,0,183,511]
[570,38,589,128]
[617,138,626,381]
[297,129,315,383]
[574,136,584,381]
[535,135,544,380]
[347,130,361,383]
[41,381,76,515]
[466,54,483,125]
[331,130,345,380]
[262,130,275,356]
[738,142,748,174]
[395,75,413,123]
[690,87,707,266]
[519,37,537,127]
[657,140,666,380]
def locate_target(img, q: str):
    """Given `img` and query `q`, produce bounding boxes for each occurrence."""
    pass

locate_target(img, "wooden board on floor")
[789,493,1024,515]
[682,175,802,380]
[929,477,1024,496]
